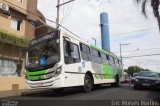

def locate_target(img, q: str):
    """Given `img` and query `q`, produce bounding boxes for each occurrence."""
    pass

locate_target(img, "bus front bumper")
[26,77,63,89]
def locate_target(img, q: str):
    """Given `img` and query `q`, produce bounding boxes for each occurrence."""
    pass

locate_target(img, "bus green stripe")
[102,65,114,79]
[26,70,48,76]
[27,75,45,81]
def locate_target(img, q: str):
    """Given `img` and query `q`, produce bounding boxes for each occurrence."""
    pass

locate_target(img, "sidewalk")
[0,89,51,98]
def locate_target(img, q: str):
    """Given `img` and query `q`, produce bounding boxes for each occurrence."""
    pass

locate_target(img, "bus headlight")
[48,64,58,73]
[155,80,160,84]
[46,65,62,79]
[54,66,62,77]
[45,73,53,79]
[134,78,139,82]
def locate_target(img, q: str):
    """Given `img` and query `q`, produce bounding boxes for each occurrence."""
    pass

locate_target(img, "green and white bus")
[25,26,123,92]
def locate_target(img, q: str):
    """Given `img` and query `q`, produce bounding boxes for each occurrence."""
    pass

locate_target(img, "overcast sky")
[38,0,160,72]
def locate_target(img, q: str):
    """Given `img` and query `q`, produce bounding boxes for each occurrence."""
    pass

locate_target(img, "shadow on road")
[127,84,160,100]
[139,87,160,100]
[22,84,118,97]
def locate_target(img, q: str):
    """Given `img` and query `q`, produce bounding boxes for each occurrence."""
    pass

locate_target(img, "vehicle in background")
[120,75,131,84]
[120,76,125,83]
[131,72,139,83]
[133,71,160,89]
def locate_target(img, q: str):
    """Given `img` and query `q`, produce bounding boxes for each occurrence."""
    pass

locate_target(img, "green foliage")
[136,0,160,31]
[125,66,145,75]
[0,29,29,47]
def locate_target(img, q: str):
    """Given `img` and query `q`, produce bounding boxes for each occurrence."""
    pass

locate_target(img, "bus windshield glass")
[26,31,60,71]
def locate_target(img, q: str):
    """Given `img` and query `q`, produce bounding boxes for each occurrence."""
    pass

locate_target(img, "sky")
[38,0,160,72]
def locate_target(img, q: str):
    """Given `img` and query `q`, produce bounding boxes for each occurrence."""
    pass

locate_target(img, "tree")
[136,0,160,31]
[125,66,145,75]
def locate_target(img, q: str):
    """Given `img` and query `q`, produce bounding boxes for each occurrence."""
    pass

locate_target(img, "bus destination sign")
[29,31,58,46]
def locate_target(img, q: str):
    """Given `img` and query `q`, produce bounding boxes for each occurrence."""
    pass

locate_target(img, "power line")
[123,54,160,58]
[113,48,160,53]
[2,0,74,27]
[62,0,66,22]
[2,0,65,26]
[4,0,159,42]
[56,0,75,29]
[60,0,72,24]
[2,0,82,39]
[60,1,74,25]
[110,27,157,37]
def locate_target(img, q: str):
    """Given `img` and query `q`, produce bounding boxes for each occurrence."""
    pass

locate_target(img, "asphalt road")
[2,84,160,100]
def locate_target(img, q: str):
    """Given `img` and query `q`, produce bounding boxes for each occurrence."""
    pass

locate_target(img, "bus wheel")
[83,74,93,93]
[111,75,119,87]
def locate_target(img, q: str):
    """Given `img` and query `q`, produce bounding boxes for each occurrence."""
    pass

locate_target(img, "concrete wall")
[0,13,26,38]
[0,0,45,91]
[0,0,40,40]
[2,0,28,14]
[0,76,26,91]
[0,43,23,59]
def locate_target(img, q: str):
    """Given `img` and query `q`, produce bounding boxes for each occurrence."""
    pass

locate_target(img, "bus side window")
[64,40,80,64]
[101,53,109,65]
[64,40,69,57]
[106,55,110,65]
[118,60,121,68]
[80,43,91,61]
[113,58,116,67]
[116,59,119,68]
[91,49,102,64]
[120,61,122,68]
[109,56,114,66]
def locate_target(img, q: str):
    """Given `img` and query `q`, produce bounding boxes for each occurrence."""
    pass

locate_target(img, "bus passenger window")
[64,40,80,64]
[80,43,91,61]
[64,40,69,57]
[91,49,102,64]
[109,56,115,66]
[101,53,109,65]
[106,55,110,60]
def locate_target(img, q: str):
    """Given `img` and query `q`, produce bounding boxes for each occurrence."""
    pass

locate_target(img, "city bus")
[25,26,123,93]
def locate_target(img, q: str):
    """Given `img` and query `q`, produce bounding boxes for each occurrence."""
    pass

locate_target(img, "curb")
[0,89,52,98]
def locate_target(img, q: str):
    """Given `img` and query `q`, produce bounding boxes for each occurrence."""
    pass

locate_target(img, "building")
[0,0,46,91]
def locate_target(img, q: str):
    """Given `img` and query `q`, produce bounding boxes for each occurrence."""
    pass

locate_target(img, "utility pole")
[120,44,122,62]
[120,43,130,69]
[56,0,75,29]
[56,0,60,29]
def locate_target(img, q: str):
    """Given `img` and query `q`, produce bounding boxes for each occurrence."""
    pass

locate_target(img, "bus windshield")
[26,32,60,71]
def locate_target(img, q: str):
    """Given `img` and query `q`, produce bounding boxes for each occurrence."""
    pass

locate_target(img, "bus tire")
[111,75,119,87]
[83,74,93,93]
